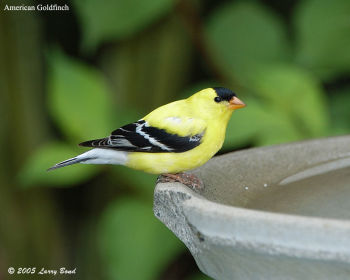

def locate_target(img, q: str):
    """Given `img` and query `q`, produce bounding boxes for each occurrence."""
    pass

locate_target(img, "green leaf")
[113,166,157,197]
[73,0,174,51]
[251,64,329,138]
[206,2,290,83]
[47,50,115,142]
[329,86,350,135]
[294,0,350,80]
[224,96,302,148]
[224,64,329,148]
[99,198,184,280]
[100,15,192,113]
[255,109,303,146]
[18,142,98,187]
[224,97,262,148]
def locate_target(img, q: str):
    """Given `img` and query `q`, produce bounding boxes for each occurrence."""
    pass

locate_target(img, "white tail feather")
[48,148,128,171]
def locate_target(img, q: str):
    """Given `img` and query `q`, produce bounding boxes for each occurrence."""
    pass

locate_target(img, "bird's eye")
[214,97,222,103]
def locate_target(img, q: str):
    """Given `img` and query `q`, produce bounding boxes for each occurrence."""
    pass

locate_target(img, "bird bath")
[154,135,350,280]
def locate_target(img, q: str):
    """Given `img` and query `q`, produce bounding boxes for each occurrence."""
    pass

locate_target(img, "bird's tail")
[47,155,94,171]
[47,148,127,171]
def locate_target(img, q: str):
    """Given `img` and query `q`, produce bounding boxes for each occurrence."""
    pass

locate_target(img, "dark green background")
[1,0,349,279]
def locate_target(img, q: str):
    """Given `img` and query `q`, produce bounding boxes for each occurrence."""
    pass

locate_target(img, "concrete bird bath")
[154,135,350,280]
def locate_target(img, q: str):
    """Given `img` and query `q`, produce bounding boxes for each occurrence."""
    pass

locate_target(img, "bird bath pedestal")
[154,135,350,280]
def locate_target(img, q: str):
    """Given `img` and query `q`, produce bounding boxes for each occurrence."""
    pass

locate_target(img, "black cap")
[213,87,236,101]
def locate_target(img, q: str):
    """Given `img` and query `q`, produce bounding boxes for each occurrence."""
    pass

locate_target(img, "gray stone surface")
[154,135,350,280]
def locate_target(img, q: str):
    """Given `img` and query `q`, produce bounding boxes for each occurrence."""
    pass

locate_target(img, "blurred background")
[0,0,349,279]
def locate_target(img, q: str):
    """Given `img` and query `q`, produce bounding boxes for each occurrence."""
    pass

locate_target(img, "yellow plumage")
[48,87,245,177]
[127,88,239,173]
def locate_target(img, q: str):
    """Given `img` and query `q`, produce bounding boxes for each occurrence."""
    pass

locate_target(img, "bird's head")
[188,87,245,120]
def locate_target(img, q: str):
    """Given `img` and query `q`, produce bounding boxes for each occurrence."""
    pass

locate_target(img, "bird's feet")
[157,173,204,192]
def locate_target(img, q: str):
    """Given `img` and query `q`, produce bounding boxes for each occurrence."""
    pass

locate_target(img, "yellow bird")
[48,87,245,188]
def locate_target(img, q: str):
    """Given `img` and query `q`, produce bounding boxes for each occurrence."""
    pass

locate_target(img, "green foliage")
[207,1,334,148]
[206,1,290,82]
[224,95,301,147]
[252,64,329,137]
[225,96,294,147]
[10,0,350,279]
[224,64,329,147]
[73,0,174,51]
[329,87,350,135]
[114,167,157,197]
[98,198,183,280]
[18,142,98,187]
[100,14,192,112]
[294,0,350,80]
[48,50,116,141]
[224,96,260,147]
[21,50,140,188]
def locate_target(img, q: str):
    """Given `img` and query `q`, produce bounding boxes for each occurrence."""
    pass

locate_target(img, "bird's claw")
[157,173,204,192]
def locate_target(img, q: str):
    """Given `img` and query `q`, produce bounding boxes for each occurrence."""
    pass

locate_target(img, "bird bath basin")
[154,135,350,280]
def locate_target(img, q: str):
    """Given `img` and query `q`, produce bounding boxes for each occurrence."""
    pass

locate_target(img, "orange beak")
[228,96,246,110]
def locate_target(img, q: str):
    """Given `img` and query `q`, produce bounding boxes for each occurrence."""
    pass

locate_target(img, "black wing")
[79,120,204,153]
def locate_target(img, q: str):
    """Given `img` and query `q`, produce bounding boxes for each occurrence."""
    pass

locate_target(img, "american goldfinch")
[48,87,245,188]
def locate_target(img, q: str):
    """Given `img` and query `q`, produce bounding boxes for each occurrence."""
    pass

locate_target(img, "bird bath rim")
[154,135,350,265]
